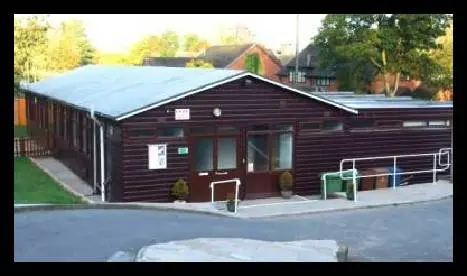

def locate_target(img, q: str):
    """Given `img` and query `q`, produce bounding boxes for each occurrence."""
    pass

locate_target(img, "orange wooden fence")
[14,97,27,126]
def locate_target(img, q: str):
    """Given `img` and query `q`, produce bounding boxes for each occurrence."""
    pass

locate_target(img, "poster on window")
[148,144,167,169]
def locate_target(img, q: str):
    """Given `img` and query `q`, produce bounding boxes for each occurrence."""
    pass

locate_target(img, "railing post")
[210,184,214,204]
[324,175,327,200]
[353,160,357,202]
[234,180,239,214]
[393,156,396,190]
[20,137,26,157]
[433,153,437,184]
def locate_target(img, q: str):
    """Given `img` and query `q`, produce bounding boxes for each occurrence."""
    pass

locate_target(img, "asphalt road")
[14,199,453,262]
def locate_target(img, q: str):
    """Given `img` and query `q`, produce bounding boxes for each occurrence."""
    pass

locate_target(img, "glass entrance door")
[189,126,243,202]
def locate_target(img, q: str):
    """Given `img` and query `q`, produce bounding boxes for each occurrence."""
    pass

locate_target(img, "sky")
[16,14,326,54]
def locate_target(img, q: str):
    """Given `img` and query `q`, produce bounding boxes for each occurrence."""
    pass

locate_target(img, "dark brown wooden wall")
[120,76,452,202]
[24,92,122,201]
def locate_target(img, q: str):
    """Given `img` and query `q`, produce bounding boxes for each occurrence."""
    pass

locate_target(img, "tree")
[424,22,453,99]
[14,15,50,83]
[244,53,262,74]
[185,59,214,68]
[216,24,254,45]
[46,19,96,72]
[314,14,451,96]
[93,51,130,65]
[159,30,179,57]
[183,33,210,55]
[127,35,161,65]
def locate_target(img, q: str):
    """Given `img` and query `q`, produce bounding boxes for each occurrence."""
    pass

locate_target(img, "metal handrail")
[338,149,451,202]
[209,178,241,214]
[438,148,452,169]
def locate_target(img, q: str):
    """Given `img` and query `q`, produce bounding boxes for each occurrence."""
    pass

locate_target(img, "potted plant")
[171,178,189,203]
[225,193,240,212]
[279,171,293,199]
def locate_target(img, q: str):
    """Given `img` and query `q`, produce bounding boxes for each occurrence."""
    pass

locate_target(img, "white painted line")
[294,195,309,201]
[238,200,319,209]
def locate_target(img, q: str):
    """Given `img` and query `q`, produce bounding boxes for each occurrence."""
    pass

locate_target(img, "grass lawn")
[14,126,28,137]
[14,157,84,204]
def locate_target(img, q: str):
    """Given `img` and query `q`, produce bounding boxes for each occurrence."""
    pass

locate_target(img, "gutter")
[90,107,106,202]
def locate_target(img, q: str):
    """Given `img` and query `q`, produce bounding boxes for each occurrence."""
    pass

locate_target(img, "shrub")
[171,179,189,200]
[226,192,235,202]
[279,171,293,191]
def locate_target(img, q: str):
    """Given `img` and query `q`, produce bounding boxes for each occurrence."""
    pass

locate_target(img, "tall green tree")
[216,24,254,45]
[14,15,50,83]
[46,19,96,72]
[183,33,210,55]
[127,35,161,65]
[314,14,451,96]
[159,30,179,57]
[425,22,453,93]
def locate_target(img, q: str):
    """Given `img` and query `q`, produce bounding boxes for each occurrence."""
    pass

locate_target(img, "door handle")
[215,171,228,175]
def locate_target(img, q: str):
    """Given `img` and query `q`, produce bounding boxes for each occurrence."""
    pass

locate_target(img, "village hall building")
[20,65,453,202]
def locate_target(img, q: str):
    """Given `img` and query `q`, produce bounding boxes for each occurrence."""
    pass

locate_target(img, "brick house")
[277,44,338,92]
[143,44,283,81]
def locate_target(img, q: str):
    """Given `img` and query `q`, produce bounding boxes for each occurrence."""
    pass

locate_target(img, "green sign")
[178,147,189,155]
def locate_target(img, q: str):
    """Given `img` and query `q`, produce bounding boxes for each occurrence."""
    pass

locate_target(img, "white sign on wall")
[148,144,167,169]
[175,109,190,120]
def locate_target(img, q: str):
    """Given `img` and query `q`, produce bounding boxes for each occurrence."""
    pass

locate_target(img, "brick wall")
[228,45,281,81]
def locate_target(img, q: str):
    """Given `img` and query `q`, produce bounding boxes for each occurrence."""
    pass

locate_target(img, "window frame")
[157,126,185,139]
[375,120,402,129]
[402,120,428,128]
[246,123,294,173]
[428,120,450,128]
[322,120,344,132]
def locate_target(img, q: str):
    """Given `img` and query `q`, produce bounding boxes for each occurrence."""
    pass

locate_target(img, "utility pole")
[295,14,299,83]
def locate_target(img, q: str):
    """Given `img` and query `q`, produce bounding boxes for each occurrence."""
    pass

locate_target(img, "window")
[63,109,68,141]
[428,120,450,127]
[376,120,401,128]
[247,123,294,172]
[217,137,237,170]
[249,124,270,131]
[158,127,184,137]
[349,119,374,129]
[72,112,78,148]
[217,126,240,134]
[127,129,157,138]
[247,135,269,172]
[323,120,343,131]
[195,138,214,172]
[271,133,293,170]
[403,121,428,128]
[273,125,294,131]
[289,71,306,83]
[300,122,321,132]
[82,117,87,154]
[190,126,215,136]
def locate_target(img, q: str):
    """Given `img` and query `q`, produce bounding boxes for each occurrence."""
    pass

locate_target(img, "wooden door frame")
[188,127,246,201]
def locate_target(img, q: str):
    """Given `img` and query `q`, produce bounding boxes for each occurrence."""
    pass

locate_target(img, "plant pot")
[226,200,236,212]
[280,190,293,199]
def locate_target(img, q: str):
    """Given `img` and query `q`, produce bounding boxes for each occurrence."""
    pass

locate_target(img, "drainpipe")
[451,120,453,182]
[93,115,97,193]
[295,14,299,83]
[90,107,105,202]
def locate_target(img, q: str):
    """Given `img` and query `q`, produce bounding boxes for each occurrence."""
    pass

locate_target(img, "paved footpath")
[14,198,452,262]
